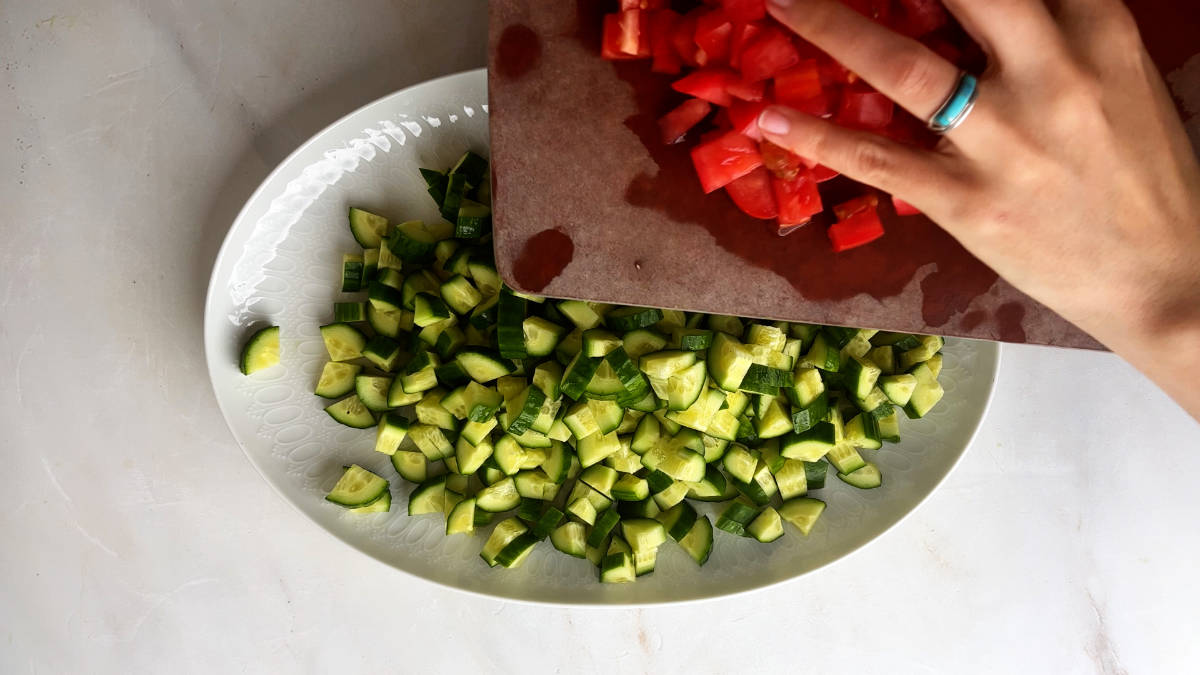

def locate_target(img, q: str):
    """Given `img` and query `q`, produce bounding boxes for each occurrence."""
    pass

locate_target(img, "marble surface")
[2,2,1198,673]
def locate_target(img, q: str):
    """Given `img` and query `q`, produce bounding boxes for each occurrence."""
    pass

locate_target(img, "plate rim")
[204,68,1002,607]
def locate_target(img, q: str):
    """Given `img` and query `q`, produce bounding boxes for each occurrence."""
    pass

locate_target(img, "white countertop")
[3,2,1199,673]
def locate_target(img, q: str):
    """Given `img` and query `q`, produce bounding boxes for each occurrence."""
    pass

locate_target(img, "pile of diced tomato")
[601,0,954,252]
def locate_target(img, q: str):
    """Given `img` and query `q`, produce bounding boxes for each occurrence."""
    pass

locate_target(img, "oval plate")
[205,68,1000,605]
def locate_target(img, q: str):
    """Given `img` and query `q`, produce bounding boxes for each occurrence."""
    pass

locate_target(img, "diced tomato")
[725,166,778,219]
[601,11,651,60]
[828,205,885,252]
[621,0,667,9]
[772,170,823,224]
[671,12,705,67]
[760,140,806,180]
[690,131,763,193]
[773,59,823,107]
[672,68,738,107]
[892,196,922,216]
[659,98,713,145]
[738,27,801,82]
[694,9,734,65]
[727,99,769,140]
[728,22,764,70]
[650,10,683,74]
[895,0,949,37]
[818,57,856,87]
[726,78,765,102]
[721,0,767,23]
[833,193,879,220]
[835,91,894,130]
[812,165,840,182]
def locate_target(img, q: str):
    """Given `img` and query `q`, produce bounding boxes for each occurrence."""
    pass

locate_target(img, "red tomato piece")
[659,98,713,145]
[671,12,705,67]
[836,91,894,130]
[728,21,764,70]
[727,99,769,140]
[895,0,949,37]
[672,68,738,107]
[601,14,633,60]
[721,0,767,23]
[772,170,823,224]
[760,140,808,180]
[738,27,801,82]
[828,206,885,252]
[812,165,840,182]
[832,193,880,220]
[621,0,667,8]
[726,78,765,102]
[725,166,778,219]
[650,10,683,74]
[695,9,734,64]
[773,59,823,107]
[690,131,764,193]
[818,57,857,87]
[892,196,922,216]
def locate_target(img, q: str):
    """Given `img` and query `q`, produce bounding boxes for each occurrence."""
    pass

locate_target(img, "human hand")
[756,0,1200,419]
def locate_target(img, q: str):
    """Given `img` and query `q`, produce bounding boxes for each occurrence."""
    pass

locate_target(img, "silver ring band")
[928,72,979,134]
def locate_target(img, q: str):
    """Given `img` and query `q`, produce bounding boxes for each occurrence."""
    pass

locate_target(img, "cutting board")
[487,0,1198,348]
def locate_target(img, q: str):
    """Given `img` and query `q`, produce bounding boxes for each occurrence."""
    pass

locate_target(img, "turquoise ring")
[928,72,979,134]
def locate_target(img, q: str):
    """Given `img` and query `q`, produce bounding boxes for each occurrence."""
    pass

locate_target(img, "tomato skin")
[621,0,667,9]
[738,27,801,82]
[659,98,713,145]
[690,131,764,193]
[694,9,734,65]
[725,78,765,102]
[672,68,738,107]
[727,99,769,141]
[773,59,823,107]
[892,196,922,216]
[721,0,767,24]
[728,21,764,70]
[650,10,683,74]
[725,166,778,219]
[832,193,879,221]
[811,164,840,183]
[828,206,885,252]
[835,91,894,130]
[772,169,823,225]
[671,11,705,67]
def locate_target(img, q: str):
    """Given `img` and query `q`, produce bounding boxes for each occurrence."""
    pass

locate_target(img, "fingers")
[767,0,961,122]
[940,0,1068,67]
[757,105,963,210]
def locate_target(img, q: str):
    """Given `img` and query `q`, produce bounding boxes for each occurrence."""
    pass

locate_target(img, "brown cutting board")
[488,0,1198,348]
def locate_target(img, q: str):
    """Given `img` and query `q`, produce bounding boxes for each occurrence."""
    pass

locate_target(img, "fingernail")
[768,0,795,7]
[758,108,791,135]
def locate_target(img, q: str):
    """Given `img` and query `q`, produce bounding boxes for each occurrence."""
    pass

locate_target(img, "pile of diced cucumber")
[304,151,947,584]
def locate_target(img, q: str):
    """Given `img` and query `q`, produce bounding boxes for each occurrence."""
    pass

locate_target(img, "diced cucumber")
[476,477,521,512]
[523,317,565,358]
[899,335,944,370]
[551,522,587,558]
[577,431,621,467]
[408,476,448,516]
[557,300,604,330]
[748,506,784,543]
[844,356,882,400]
[753,398,792,439]
[611,475,650,501]
[708,314,744,337]
[560,352,601,400]
[480,518,527,567]
[622,329,668,360]
[605,306,663,332]
[455,199,491,239]
[355,375,393,412]
[456,434,494,474]
[326,465,389,507]
[348,207,390,248]
[839,462,882,489]
[877,409,901,442]
[410,423,454,461]
[455,348,516,383]
[779,497,825,535]
[708,332,753,391]
[362,335,403,372]
[582,329,622,358]
[716,500,759,537]
[781,422,837,461]
[825,443,867,474]
[315,361,361,399]
[446,497,476,535]
[366,304,403,339]
[844,413,882,450]
[325,395,377,428]
[342,253,364,292]
[903,362,944,418]
[497,291,528,359]
[677,515,713,565]
[505,385,546,436]
[320,323,367,362]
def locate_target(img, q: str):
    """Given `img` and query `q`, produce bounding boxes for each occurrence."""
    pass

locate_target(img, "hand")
[757,0,1200,420]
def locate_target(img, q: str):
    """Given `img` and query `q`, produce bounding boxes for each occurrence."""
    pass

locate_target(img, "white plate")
[205,68,1000,606]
